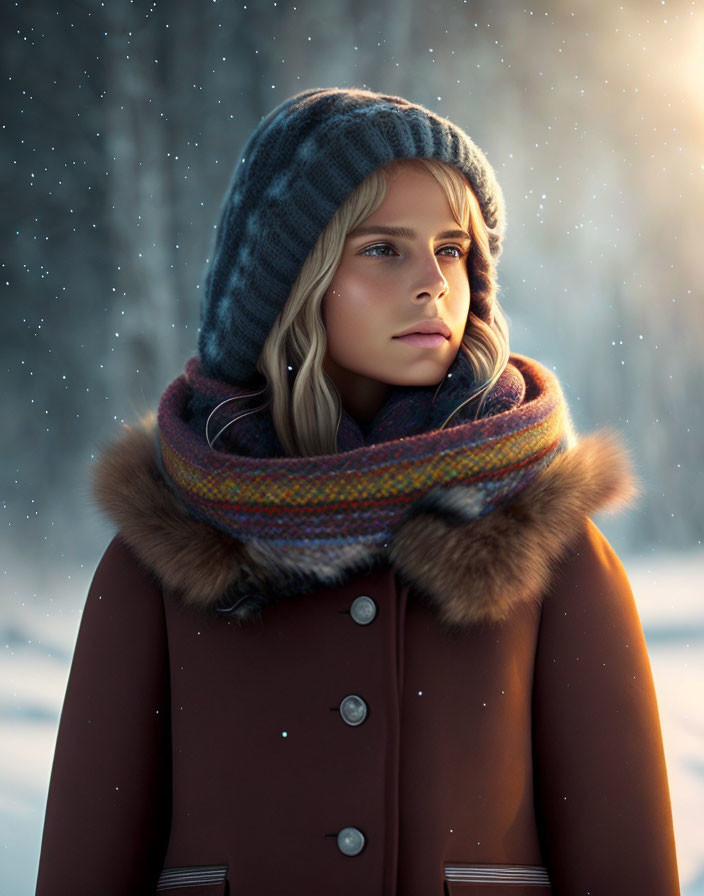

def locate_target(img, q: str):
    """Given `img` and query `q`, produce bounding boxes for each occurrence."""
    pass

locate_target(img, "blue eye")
[361,243,466,258]
[362,243,396,257]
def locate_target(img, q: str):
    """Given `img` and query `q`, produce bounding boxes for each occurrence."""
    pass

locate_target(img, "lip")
[393,333,449,348]
[394,318,452,339]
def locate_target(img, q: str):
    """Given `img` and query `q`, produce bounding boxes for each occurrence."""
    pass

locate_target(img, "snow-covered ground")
[2,548,703,895]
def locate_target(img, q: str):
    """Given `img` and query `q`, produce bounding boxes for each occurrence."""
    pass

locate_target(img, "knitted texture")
[198,86,506,386]
[155,354,575,572]
[185,334,526,459]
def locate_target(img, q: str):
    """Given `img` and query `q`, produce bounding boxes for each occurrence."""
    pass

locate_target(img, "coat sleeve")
[532,518,680,895]
[35,534,172,896]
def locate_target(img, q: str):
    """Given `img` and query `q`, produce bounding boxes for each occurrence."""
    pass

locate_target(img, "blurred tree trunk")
[102,3,179,416]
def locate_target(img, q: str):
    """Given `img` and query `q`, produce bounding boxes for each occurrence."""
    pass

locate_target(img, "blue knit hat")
[198,87,506,386]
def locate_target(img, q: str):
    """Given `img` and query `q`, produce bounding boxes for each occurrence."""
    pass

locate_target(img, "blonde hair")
[239,158,510,457]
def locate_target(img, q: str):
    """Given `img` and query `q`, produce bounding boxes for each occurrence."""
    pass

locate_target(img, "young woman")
[35,87,680,895]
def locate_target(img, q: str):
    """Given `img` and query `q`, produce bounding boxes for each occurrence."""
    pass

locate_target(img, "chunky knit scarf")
[154,349,575,570]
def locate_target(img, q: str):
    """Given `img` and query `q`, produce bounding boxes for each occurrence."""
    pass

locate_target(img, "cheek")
[450,271,471,315]
[322,285,352,365]
[322,288,349,347]
[322,275,387,369]
[324,272,377,336]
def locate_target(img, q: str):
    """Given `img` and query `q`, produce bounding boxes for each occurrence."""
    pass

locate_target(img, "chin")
[387,368,449,388]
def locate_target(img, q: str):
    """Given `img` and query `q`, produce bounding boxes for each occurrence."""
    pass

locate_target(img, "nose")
[413,251,449,301]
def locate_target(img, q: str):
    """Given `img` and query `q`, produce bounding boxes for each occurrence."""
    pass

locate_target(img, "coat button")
[339,694,367,726]
[337,826,366,856]
[350,595,377,625]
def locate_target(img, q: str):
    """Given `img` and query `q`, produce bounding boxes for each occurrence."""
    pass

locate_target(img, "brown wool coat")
[35,419,681,895]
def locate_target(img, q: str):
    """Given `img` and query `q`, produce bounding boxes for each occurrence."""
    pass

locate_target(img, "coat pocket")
[444,864,551,895]
[156,864,228,895]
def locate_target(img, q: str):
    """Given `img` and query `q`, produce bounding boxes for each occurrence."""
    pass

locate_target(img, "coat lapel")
[91,412,637,629]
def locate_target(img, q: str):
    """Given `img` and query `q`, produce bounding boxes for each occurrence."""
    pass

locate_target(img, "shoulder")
[84,532,165,626]
[536,518,650,672]
[96,531,160,580]
[61,534,169,718]
[544,518,635,618]
[93,531,162,592]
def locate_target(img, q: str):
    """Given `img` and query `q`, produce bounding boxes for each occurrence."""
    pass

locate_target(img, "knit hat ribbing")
[198,87,506,386]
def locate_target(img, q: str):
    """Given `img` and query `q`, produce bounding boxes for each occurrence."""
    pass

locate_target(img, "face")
[321,162,471,422]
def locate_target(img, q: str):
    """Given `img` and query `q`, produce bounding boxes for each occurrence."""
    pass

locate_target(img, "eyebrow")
[349,224,471,242]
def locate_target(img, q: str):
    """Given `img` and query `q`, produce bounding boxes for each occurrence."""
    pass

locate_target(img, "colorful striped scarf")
[154,351,575,569]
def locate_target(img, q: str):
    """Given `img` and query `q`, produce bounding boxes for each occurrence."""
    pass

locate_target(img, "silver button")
[339,694,367,726]
[350,595,377,625]
[337,826,365,856]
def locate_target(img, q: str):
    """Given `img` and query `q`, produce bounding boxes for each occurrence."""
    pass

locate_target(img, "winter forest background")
[1,0,702,892]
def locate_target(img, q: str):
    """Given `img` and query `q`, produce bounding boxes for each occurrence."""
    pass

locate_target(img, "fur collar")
[91,412,637,630]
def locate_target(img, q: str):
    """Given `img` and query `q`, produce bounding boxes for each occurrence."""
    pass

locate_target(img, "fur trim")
[390,430,639,629]
[90,415,638,628]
